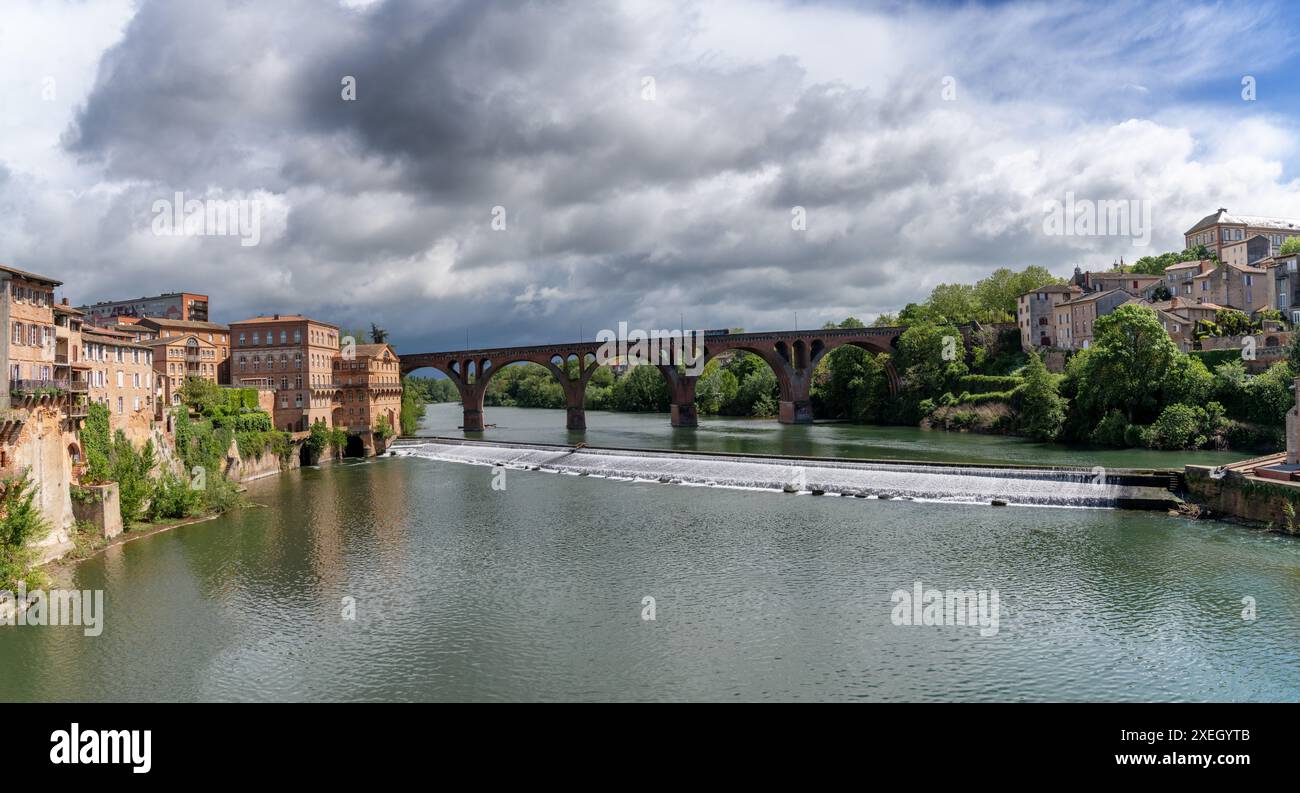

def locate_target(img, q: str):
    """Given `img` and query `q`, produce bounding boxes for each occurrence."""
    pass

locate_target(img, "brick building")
[332,343,402,442]
[230,314,340,432]
[82,327,155,439]
[137,317,232,384]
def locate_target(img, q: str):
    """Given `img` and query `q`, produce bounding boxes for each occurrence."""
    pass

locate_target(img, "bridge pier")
[566,405,586,431]
[778,399,814,424]
[459,383,487,432]
[660,365,700,428]
[671,402,698,428]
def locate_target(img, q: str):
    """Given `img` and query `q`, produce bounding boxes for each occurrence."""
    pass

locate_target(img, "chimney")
[273,314,280,320]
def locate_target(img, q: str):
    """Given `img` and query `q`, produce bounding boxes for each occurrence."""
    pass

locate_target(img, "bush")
[957,374,1023,393]
[1090,410,1130,447]
[148,474,204,520]
[0,470,51,590]
[1144,405,1211,447]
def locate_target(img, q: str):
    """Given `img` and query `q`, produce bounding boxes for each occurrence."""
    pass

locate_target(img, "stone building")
[1016,284,1081,349]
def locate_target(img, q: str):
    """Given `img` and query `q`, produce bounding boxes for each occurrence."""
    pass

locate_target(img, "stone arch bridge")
[399,326,975,431]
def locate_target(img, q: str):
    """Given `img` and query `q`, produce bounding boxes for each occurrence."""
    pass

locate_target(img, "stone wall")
[1185,465,1300,533]
[222,435,302,483]
[2,401,78,562]
[70,481,123,541]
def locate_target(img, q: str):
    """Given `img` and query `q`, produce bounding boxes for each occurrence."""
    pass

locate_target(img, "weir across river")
[392,437,1183,510]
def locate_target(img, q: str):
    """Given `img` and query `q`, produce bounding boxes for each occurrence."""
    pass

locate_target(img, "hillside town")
[1018,207,1300,371]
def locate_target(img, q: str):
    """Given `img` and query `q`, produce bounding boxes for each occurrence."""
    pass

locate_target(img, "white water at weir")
[391,440,1165,508]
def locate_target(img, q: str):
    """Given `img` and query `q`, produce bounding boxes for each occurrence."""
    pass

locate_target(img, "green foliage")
[148,474,204,520]
[1142,403,1225,450]
[957,374,1024,393]
[611,364,670,413]
[1068,304,1184,428]
[695,360,739,416]
[1129,245,1215,275]
[375,415,396,440]
[1011,352,1065,441]
[400,376,428,435]
[0,470,51,590]
[485,363,565,408]
[1280,237,1300,255]
[305,422,348,457]
[79,402,112,483]
[403,376,458,403]
[1090,410,1131,448]
[111,432,156,525]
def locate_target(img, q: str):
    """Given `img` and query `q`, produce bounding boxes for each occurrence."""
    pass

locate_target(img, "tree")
[1013,351,1066,441]
[1070,304,1183,425]
[1130,245,1216,275]
[1281,237,1300,256]
[178,376,224,414]
[370,323,389,344]
[925,283,980,324]
[1212,308,1252,337]
[973,266,1062,320]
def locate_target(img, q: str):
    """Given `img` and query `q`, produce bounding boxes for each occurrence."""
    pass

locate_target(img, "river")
[1,404,1296,702]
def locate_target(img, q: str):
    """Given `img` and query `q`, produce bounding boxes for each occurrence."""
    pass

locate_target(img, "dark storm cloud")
[34,0,1288,352]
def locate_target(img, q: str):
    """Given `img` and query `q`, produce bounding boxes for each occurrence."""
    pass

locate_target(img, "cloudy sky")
[1,0,1299,352]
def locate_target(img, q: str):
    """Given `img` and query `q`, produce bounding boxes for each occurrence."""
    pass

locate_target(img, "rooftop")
[0,263,62,287]
[138,316,229,331]
[1185,208,1300,235]
[230,314,339,329]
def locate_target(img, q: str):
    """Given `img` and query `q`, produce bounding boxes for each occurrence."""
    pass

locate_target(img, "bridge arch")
[398,324,948,432]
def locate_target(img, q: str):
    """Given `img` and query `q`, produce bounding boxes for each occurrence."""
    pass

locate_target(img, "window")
[293,329,301,343]
[280,330,287,344]
[117,370,124,387]
[253,332,260,345]
[239,333,246,345]
[239,357,246,371]
[117,397,124,415]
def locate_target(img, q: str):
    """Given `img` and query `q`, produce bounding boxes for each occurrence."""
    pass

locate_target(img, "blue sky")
[2,0,1300,351]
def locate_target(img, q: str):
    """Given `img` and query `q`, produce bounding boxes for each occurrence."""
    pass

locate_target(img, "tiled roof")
[139,317,229,331]
[230,314,338,329]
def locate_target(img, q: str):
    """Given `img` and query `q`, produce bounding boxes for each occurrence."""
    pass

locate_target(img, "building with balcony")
[137,317,231,384]
[1,264,61,400]
[52,300,91,423]
[230,314,340,432]
[141,333,220,410]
